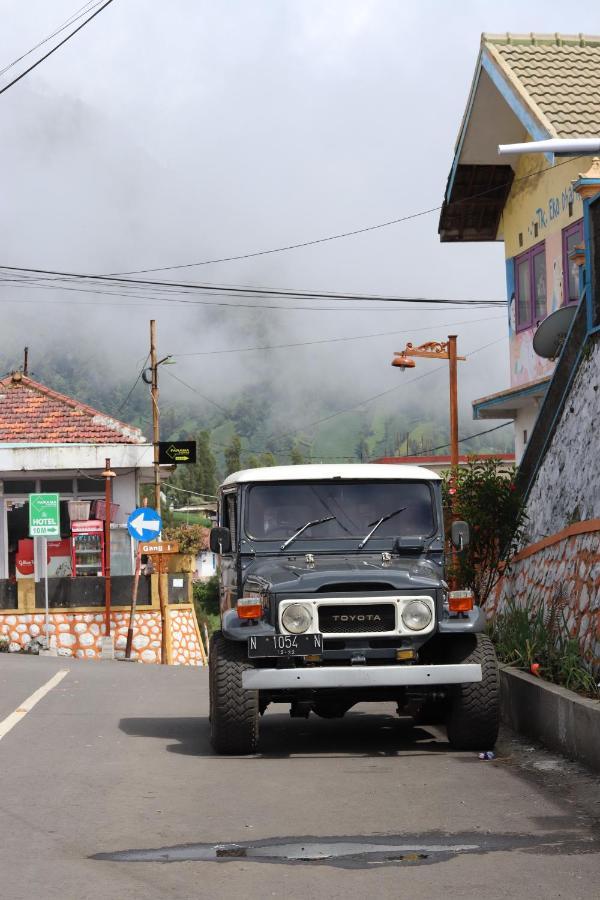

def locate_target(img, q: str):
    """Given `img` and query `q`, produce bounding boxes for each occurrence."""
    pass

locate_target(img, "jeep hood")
[242,554,444,594]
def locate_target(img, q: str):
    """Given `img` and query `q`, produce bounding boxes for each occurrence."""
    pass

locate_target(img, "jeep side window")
[225,493,238,551]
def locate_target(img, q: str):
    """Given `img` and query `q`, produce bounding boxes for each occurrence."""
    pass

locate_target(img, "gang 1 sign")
[158,441,196,465]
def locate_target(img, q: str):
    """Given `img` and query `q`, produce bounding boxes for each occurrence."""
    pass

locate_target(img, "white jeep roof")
[222,463,440,487]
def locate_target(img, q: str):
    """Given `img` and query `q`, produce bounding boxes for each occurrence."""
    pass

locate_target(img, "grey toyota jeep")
[208,464,499,754]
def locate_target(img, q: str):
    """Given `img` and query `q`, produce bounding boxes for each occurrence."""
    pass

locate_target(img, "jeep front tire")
[446,634,499,751]
[209,631,259,754]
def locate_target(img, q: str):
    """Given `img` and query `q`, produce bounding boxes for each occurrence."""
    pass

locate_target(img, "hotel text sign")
[29,493,60,537]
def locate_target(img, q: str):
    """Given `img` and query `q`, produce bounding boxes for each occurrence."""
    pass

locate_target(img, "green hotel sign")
[29,493,60,537]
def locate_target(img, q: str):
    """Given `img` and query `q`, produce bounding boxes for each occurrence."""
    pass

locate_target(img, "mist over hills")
[0,342,512,483]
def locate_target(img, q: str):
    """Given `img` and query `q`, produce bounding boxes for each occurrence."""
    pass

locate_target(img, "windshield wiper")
[358,507,407,550]
[280,515,336,551]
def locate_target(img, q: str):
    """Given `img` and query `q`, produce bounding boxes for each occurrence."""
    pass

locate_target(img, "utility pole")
[448,335,459,472]
[150,320,161,516]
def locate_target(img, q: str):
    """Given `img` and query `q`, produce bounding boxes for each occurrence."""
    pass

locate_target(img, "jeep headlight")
[281,603,312,634]
[401,599,432,631]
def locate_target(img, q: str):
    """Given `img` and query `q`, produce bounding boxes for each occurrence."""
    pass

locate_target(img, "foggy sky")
[1,1,597,449]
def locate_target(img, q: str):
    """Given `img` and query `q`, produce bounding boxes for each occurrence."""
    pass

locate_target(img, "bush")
[193,575,220,635]
[489,596,599,698]
[442,457,527,606]
[162,523,210,556]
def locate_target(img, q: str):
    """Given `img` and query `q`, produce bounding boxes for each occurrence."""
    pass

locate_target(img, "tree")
[441,457,527,606]
[224,434,242,475]
[290,444,304,465]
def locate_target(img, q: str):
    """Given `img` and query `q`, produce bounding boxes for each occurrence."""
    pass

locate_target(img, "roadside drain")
[92,830,599,869]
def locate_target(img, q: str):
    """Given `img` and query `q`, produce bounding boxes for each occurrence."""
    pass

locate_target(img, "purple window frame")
[515,241,546,332]
[561,220,584,305]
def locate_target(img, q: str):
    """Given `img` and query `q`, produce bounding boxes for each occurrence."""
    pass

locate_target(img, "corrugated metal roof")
[484,33,600,138]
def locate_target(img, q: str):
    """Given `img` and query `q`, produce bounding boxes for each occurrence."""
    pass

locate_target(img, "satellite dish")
[533,305,576,359]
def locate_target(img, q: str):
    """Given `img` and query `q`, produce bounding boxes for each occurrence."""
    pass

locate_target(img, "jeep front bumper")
[242,663,482,690]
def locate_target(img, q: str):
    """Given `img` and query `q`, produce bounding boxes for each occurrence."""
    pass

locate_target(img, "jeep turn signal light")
[396,648,416,661]
[237,596,264,619]
[448,590,474,613]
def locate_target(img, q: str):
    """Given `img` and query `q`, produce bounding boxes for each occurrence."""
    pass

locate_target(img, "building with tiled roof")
[0,370,153,601]
[0,371,145,444]
[486,33,600,138]
[439,32,600,461]
[438,33,600,668]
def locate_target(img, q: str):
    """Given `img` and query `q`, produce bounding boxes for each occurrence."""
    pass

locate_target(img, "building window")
[2,480,37,495]
[515,242,546,331]
[523,430,528,446]
[40,478,75,494]
[562,220,584,305]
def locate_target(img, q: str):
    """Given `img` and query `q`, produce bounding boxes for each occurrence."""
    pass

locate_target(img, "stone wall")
[524,338,600,542]
[492,526,600,670]
[0,605,205,666]
[494,337,600,668]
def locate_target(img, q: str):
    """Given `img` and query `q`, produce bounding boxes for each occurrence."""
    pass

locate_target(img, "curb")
[499,665,600,773]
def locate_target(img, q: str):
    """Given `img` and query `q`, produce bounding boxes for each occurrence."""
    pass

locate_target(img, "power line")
[174,315,506,357]
[0,1,103,78]
[116,352,150,414]
[113,155,586,275]
[162,369,231,416]
[0,265,505,309]
[0,0,115,98]
[409,421,513,457]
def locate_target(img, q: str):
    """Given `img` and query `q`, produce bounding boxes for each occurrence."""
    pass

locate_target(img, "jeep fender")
[437,606,486,634]
[221,608,276,642]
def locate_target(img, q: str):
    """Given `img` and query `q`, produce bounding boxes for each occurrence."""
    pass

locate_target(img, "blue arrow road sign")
[127,507,162,542]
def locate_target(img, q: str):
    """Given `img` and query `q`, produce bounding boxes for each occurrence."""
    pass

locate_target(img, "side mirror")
[451,521,470,551]
[210,526,231,554]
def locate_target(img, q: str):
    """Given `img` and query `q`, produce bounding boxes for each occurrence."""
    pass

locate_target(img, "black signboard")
[158,441,197,465]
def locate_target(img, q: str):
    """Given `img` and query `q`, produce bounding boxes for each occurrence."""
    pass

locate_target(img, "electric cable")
[0,0,116,98]
[174,315,506,358]
[409,421,513,457]
[0,264,506,309]
[0,1,103,78]
[116,352,150,414]
[113,155,586,275]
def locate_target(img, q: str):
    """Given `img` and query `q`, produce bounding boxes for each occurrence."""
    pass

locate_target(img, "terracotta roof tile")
[484,34,600,137]
[0,372,146,445]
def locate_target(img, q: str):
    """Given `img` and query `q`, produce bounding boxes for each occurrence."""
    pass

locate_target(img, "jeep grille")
[317,603,395,633]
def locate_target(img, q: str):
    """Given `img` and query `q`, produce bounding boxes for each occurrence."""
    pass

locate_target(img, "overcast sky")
[1,1,598,443]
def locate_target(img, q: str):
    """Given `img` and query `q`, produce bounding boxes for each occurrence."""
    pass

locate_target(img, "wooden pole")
[104,457,113,638]
[150,320,161,516]
[158,556,167,664]
[448,335,459,472]
[447,336,459,590]
[125,547,142,659]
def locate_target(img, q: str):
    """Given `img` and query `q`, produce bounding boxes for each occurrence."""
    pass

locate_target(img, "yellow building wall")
[500,154,589,389]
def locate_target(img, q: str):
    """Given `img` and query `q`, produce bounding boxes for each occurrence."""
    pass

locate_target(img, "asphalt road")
[0,653,598,900]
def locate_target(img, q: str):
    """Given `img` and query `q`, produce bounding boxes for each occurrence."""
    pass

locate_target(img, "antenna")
[533,306,577,359]
[23,346,29,375]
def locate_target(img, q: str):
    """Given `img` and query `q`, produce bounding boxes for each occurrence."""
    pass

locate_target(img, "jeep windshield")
[245,481,435,545]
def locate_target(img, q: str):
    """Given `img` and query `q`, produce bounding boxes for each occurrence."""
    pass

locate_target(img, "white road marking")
[0,669,69,742]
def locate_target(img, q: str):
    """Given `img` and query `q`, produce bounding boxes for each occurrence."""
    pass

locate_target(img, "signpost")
[127,507,162,542]
[29,493,60,650]
[158,441,196,465]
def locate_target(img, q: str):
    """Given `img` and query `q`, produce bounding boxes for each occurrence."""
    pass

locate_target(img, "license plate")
[248,633,323,658]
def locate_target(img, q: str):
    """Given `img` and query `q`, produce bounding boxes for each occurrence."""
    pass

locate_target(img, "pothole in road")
[92,830,599,869]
